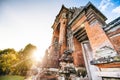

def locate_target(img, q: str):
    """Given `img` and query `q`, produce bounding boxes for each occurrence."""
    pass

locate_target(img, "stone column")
[67,28,74,51]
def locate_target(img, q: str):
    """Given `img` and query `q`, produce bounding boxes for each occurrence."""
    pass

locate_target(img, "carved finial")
[62,4,64,7]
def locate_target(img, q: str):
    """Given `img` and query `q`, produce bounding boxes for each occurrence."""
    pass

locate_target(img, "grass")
[0,75,24,80]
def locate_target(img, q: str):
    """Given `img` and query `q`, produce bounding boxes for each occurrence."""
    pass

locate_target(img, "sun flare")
[32,50,44,62]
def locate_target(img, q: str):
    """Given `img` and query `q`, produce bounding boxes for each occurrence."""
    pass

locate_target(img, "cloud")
[99,0,113,11]
[112,6,120,14]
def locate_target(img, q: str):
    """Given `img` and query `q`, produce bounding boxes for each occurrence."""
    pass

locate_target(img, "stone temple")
[41,2,120,80]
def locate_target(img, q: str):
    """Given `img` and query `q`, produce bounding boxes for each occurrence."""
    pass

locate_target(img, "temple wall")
[85,21,107,49]
[108,28,120,55]
[84,21,117,59]
[70,15,86,67]
[54,29,59,38]
[71,15,86,31]
[49,3,120,69]
[72,37,85,67]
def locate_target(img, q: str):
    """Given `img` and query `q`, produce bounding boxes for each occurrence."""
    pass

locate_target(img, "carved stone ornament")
[62,13,67,19]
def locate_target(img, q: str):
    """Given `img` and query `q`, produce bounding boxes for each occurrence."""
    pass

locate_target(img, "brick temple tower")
[44,2,120,79]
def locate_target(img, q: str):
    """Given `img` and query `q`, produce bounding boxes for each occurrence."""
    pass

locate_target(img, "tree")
[0,48,18,75]
[15,43,37,75]
[20,43,37,57]
[0,43,37,75]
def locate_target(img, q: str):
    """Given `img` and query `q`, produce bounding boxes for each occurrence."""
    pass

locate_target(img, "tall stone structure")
[44,2,120,79]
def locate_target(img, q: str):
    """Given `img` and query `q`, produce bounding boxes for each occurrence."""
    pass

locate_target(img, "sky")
[0,0,120,58]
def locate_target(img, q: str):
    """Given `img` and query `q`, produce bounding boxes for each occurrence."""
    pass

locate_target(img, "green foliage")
[0,75,24,80]
[0,43,37,76]
[0,48,16,55]
[20,43,37,57]
[0,49,18,75]
[14,43,37,75]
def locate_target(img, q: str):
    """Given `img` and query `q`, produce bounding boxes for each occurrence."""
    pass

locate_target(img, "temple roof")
[52,2,107,29]
[103,16,120,33]
[56,5,69,18]
[68,2,107,26]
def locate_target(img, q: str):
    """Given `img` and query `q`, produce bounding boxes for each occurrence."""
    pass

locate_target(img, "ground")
[0,75,24,80]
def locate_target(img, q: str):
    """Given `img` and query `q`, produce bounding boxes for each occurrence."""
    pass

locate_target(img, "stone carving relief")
[54,38,59,51]
[67,27,74,51]
[62,12,67,19]
[94,45,117,59]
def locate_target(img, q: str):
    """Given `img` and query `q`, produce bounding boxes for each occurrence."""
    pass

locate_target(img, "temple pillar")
[84,18,117,60]
[59,14,68,54]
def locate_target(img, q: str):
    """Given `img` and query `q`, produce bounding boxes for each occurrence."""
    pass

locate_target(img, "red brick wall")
[108,29,120,55]
[59,18,67,54]
[107,28,120,55]
[72,37,85,67]
[71,16,86,31]
[110,35,120,54]
[84,20,117,59]
[84,21,108,49]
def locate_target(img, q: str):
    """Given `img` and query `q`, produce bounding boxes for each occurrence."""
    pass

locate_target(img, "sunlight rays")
[32,49,44,62]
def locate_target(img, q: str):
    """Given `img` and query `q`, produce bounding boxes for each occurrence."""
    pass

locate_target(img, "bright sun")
[32,50,44,62]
